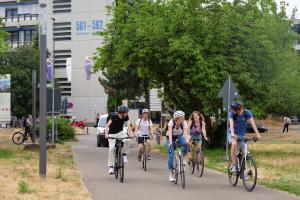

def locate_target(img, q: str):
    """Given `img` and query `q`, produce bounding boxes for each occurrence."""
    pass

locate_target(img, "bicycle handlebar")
[107,137,133,140]
[237,137,259,142]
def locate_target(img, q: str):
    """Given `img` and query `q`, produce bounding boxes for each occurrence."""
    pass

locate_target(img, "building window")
[10,31,19,42]
[5,8,18,18]
[24,30,35,42]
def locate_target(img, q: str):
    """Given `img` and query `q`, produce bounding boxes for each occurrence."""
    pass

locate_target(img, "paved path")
[73,134,300,200]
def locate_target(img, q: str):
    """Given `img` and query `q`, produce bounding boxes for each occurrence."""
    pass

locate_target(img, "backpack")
[23,118,27,127]
[165,119,184,133]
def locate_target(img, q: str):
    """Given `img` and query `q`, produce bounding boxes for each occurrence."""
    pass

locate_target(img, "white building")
[0,0,112,121]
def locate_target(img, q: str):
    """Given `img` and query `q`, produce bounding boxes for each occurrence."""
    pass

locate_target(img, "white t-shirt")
[136,118,153,136]
[168,120,188,136]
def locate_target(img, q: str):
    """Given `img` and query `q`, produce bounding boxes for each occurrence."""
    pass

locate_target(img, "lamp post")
[51,17,56,144]
[39,3,47,177]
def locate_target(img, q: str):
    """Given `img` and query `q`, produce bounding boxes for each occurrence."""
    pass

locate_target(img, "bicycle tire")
[174,154,179,184]
[179,155,185,189]
[12,131,25,145]
[114,151,119,179]
[228,156,239,186]
[143,144,147,171]
[198,150,204,177]
[242,156,257,192]
[119,150,124,183]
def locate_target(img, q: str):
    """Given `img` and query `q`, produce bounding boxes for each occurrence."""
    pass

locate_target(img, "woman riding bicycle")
[135,109,153,162]
[166,110,189,182]
[187,111,208,176]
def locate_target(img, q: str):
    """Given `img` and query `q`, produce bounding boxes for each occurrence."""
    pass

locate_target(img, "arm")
[249,118,262,139]
[168,126,173,146]
[229,118,237,140]
[127,122,134,137]
[104,119,112,138]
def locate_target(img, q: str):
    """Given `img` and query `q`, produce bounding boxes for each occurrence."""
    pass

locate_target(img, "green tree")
[94,0,300,119]
[0,44,39,118]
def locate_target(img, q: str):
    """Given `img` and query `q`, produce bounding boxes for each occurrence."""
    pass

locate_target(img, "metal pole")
[31,70,36,143]
[226,76,231,159]
[51,17,56,144]
[39,3,47,177]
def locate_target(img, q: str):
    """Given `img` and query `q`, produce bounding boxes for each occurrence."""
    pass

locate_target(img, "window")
[24,30,33,42]
[5,8,18,18]
[10,31,19,42]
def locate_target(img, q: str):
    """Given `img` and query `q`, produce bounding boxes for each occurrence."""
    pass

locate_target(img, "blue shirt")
[229,109,253,136]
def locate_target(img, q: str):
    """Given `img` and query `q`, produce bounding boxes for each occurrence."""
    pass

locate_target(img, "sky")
[275,0,300,17]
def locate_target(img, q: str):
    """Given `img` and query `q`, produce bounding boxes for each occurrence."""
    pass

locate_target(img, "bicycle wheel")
[174,154,179,184]
[179,155,185,189]
[188,147,195,174]
[198,150,204,177]
[114,151,119,179]
[119,151,124,183]
[242,156,257,192]
[143,144,147,171]
[12,132,25,145]
[228,156,238,186]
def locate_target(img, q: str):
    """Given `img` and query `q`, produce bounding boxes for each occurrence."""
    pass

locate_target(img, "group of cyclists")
[104,102,262,181]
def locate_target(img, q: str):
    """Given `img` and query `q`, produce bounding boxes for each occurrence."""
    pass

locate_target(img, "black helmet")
[231,102,243,111]
[117,105,129,113]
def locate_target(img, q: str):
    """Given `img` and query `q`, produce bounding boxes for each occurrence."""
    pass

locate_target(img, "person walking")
[283,116,291,133]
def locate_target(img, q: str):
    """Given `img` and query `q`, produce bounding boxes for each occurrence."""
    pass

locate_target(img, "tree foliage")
[94,0,300,118]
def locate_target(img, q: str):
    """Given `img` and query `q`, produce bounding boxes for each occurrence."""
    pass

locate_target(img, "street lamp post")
[39,3,47,177]
[51,17,56,144]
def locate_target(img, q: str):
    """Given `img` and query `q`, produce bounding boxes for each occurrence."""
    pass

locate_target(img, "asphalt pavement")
[73,134,300,200]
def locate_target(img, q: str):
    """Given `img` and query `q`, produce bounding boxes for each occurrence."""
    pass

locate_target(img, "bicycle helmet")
[142,109,149,114]
[117,105,129,113]
[231,102,243,111]
[173,110,185,119]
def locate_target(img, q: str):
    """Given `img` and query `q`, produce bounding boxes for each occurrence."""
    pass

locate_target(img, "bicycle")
[188,138,209,177]
[228,137,258,192]
[108,136,132,183]
[172,139,186,189]
[139,136,152,171]
[12,128,30,145]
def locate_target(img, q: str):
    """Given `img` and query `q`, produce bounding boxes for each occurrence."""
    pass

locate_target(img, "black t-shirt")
[107,114,129,134]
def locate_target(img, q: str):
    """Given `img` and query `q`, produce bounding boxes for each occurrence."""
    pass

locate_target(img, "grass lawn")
[0,129,91,200]
[154,142,300,196]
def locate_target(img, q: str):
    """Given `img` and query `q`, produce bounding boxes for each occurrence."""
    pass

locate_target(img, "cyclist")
[135,109,153,162]
[187,111,208,176]
[228,102,261,172]
[105,105,134,175]
[166,110,189,182]
[23,114,33,143]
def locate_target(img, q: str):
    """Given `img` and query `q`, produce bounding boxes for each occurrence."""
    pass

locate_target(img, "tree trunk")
[143,77,150,108]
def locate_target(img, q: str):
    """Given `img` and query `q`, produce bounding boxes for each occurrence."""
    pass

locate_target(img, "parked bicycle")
[188,138,209,177]
[108,136,132,183]
[228,137,258,192]
[172,139,186,189]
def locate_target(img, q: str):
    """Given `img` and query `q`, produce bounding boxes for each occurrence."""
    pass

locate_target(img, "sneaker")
[137,154,142,162]
[147,156,152,160]
[169,174,175,182]
[230,164,236,172]
[123,155,128,163]
[108,167,114,175]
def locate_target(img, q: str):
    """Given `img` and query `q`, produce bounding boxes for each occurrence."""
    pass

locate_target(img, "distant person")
[283,116,291,133]
[95,113,100,128]
[23,114,34,143]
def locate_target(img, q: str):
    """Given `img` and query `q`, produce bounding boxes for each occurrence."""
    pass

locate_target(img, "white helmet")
[142,109,150,114]
[173,110,185,119]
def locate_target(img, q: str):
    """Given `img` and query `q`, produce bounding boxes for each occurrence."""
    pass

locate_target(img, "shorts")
[227,129,246,154]
[137,136,150,145]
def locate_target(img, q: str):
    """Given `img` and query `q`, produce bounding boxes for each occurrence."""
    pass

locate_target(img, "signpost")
[217,76,239,159]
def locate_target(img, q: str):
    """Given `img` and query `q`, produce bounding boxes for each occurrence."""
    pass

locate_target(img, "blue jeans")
[166,135,189,171]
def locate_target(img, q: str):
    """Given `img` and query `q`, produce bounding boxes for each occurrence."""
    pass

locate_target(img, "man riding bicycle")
[105,105,134,175]
[135,109,153,162]
[228,102,261,172]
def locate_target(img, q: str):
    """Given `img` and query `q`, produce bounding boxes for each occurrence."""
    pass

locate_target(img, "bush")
[36,117,75,141]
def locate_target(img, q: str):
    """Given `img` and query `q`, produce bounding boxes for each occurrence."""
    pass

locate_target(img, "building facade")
[1,0,112,121]
[292,18,300,53]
